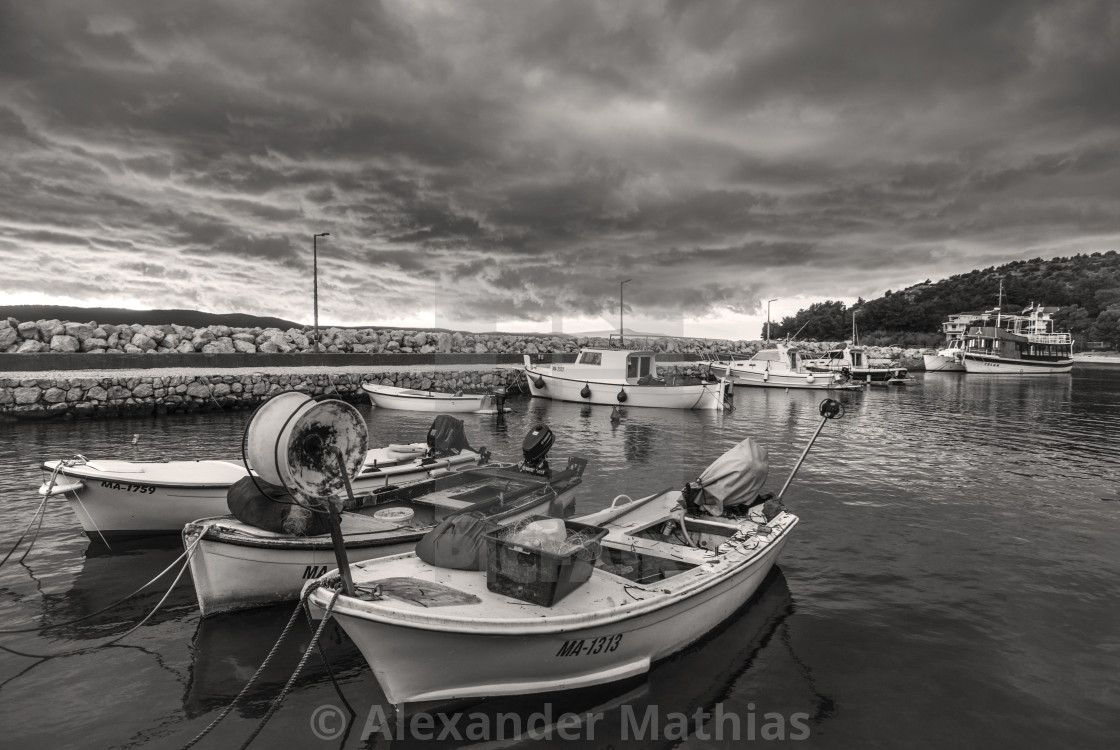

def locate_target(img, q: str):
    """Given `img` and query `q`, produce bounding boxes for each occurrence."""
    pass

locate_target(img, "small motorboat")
[306,432,806,705]
[707,343,863,390]
[38,414,487,541]
[184,425,585,616]
[362,383,510,413]
[523,347,731,410]
[802,345,909,383]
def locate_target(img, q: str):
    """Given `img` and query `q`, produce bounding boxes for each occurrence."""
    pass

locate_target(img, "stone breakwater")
[0,369,518,420]
[0,316,929,363]
[0,363,718,420]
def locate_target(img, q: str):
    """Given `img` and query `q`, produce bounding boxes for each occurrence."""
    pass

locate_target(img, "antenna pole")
[777,399,844,501]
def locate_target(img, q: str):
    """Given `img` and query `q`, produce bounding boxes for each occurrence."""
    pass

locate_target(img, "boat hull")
[708,363,855,390]
[41,451,477,540]
[523,368,728,410]
[923,353,965,372]
[362,384,508,413]
[962,353,1073,374]
[185,475,581,615]
[308,492,796,705]
[186,530,415,617]
[337,534,789,704]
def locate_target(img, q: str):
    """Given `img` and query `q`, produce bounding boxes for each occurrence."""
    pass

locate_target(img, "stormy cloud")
[1,0,1118,334]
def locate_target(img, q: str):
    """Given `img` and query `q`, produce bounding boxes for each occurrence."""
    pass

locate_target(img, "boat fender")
[762,371,769,382]
[616,388,627,403]
[805,373,815,384]
[580,384,591,399]
[533,375,546,389]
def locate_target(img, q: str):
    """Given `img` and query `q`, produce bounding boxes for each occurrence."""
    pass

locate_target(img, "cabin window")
[578,352,602,366]
[627,356,652,378]
[851,351,863,366]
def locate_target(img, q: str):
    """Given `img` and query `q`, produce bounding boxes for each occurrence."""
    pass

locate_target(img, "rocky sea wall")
[0,316,928,362]
[0,316,931,419]
[0,369,520,420]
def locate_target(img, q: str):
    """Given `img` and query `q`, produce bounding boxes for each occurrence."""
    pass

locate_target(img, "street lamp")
[620,279,631,345]
[766,299,778,343]
[313,232,330,353]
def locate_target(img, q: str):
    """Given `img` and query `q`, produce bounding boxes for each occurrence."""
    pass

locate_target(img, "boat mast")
[619,279,631,346]
[996,277,1003,329]
[852,309,859,346]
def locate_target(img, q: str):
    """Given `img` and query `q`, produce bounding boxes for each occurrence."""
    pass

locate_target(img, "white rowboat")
[362,383,510,413]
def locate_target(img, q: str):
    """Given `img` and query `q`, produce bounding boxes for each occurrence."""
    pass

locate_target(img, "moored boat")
[708,344,862,390]
[305,431,810,705]
[961,304,1073,374]
[802,345,909,383]
[38,415,487,541]
[362,383,510,414]
[184,436,585,616]
[523,348,731,410]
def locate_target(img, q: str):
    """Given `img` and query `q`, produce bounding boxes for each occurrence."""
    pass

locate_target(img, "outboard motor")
[426,415,474,458]
[519,424,554,478]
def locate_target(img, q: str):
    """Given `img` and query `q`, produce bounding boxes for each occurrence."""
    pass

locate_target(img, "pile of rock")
[0,318,930,367]
[0,369,520,419]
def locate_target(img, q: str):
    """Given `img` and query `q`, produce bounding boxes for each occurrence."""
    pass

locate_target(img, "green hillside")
[768,250,1120,348]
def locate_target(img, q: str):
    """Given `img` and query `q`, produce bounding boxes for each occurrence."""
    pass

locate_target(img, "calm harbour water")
[1,367,1119,749]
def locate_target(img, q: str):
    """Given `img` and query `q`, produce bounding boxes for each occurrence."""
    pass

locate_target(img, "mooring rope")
[0,494,49,569]
[0,532,204,657]
[237,590,343,750]
[177,581,340,750]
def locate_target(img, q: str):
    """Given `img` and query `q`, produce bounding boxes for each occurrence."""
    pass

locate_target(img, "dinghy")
[184,426,585,616]
[303,402,846,705]
[38,411,487,541]
[362,383,510,413]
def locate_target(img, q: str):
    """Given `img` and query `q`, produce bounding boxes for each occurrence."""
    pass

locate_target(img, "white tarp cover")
[694,438,769,516]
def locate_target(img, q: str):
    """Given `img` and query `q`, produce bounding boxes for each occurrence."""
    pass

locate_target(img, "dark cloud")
[2,0,1119,330]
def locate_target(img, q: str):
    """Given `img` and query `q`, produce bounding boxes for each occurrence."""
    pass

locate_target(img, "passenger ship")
[961,304,1073,375]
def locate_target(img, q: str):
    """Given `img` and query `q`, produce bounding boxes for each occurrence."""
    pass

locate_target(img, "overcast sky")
[2,1,1118,337]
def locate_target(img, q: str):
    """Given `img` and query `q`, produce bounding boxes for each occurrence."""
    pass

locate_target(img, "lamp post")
[313,232,330,353]
[766,298,778,343]
[620,279,631,345]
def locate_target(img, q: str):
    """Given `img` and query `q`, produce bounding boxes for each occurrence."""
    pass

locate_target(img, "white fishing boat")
[184,441,585,616]
[362,383,510,414]
[707,344,862,390]
[961,304,1073,374]
[523,348,731,410]
[304,417,833,705]
[38,414,486,541]
[802,345,909,383]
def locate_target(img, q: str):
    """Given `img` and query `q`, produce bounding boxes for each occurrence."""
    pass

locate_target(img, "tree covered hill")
[768,251,1120,348]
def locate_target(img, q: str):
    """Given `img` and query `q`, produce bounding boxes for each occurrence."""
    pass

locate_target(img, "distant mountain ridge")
[769,250,1120,347]
[0,305,302,330]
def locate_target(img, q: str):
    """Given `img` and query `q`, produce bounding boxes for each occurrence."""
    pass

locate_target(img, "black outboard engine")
[426,415,474,458]
[519,424,554,478]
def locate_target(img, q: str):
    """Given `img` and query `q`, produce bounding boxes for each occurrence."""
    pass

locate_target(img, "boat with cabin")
[961,303,1073,374]
[707,343,863,390]
[523,347,731,410]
